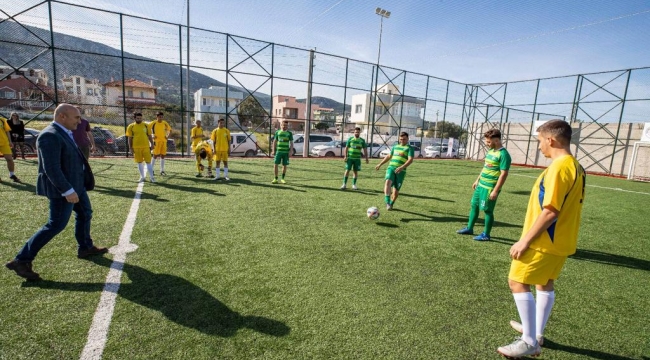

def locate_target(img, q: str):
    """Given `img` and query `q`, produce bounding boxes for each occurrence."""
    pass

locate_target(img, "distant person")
[72,115,96,159]
[148,111,171,176]
[456,129,511,241]
[210,118,231,181]
[271,121,293,184]
[126,113,155,183]
[193,140,213,178]
[375,132,414,210]
[0,114,21,183]
[5,104,107,281]
[7,112,26,160]
[497,120,586,358]
[190,119,206,153]
[340,127,368,190]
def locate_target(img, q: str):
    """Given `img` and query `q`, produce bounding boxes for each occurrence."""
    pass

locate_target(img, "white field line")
[80,182,144,360]
[509,173,650,195]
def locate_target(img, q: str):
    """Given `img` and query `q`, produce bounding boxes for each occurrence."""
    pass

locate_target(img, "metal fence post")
[609,69,631,174]
[47,0,58,104]
[524,79,540,165]
[119,14,126,138]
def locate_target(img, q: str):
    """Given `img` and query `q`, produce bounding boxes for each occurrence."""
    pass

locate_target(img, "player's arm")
[489,170,509,200]
[395,156,413,174]
[288,134,294,157]
[271,138,277,156]
[510,206,559,260]
[375,150,391,170]
[165,122,171,139]
[227,130,231,155]
[344,140,349,161]
[363,143,369,164]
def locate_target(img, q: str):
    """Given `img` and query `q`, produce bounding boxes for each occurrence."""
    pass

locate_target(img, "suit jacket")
[36,123,94,199]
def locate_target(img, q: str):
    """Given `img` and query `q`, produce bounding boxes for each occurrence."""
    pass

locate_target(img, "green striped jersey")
[478,148,512,190]
[388,144,414,168]
[274,130,293,153]
[346,137,367,159]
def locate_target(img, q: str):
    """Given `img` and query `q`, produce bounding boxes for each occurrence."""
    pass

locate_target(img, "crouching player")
[194,140,213,178]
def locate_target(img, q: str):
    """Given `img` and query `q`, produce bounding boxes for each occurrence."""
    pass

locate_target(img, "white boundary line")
[80,182,144,360]
[509,173,650,195]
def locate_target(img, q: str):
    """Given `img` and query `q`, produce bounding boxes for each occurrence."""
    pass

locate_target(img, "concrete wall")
[466,122,649,178]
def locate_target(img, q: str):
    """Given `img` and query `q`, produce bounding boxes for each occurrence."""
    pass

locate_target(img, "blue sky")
[52,0,650,84]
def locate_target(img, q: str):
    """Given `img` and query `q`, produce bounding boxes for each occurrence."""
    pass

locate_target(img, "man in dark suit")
[5,104,108,281]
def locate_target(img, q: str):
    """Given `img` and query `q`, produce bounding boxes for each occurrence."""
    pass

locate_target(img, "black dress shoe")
[77,246,109,259]
[5,260,41,280]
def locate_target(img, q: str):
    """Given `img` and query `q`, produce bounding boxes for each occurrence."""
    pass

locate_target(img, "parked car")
[230,132,258,157]
[91,127,118,155]
[23,128,40,154]
[115,135,176,154]
[424,145,458,158]
[311,140,344,157]
[378,141,423,158]
[458,147,466,158]
[368,142,390,158]
[292,134,334,155]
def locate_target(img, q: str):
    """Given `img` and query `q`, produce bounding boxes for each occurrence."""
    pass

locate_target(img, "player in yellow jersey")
[190,119,207,152]
[497,120,586,359]
[148,111,171,176]
[0,115,21,183]
[210,118,231,181]
[126,113,155,182]
[193,140,213,178]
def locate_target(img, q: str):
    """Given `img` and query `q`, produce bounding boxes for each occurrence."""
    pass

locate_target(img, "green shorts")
[345,158,362,171]
[471,186,498,212]
[274,152,290,166]
[385,166,406,190]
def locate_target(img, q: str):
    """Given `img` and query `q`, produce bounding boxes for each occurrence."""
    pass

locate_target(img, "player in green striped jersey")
[457,129,511,241]
[375,132,414,210]
[340,127,369,190]
[271,121,294,184]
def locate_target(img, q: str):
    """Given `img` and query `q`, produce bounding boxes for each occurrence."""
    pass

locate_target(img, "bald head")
[54,104,81,131]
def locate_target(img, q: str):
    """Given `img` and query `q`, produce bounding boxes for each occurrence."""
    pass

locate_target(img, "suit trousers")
[16,190,94,262]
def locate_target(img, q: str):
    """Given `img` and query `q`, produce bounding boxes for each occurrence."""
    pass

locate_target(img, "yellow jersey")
[211,127,231,152]
[524,155,586,256]
[191,126,205,148]
[126,122,151,149]
[0,117,10,145]
[194,140,213,156]
[148,120,171,140]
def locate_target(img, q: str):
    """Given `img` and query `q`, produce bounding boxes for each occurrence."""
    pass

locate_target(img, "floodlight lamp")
[385,11,391,18]
[376,7,381,14]
[379,9,387,15]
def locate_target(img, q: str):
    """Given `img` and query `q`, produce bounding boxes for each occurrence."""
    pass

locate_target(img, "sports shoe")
[352,184,358,190]
[473,232,491,241]
[456,227,474,235]
[510,320,544,346]
[138,177,145,183]
[497,337,541,358]
[207,172,213,178]
[271,179,278,184]
[10,175,21,183]
[5,260,41,281]
[340,184,347,190]
[77,246,109,259]
[150,177,156,183]
[195,173,203,178]
[280,179,286,184]
[386,203,393,211]
[160,171,167,176]
[224,177,230,181]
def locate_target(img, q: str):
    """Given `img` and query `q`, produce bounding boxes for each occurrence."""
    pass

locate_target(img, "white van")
[292,134,334,155]
[230,132,258,157]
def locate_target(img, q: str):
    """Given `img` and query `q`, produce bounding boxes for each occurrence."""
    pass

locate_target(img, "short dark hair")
[156,111,164,116]
[484,129,501,139]
[538,120,572,145]
[199,149,207,159]
[133,112,142,117]
[218,118,225,122]
[355,127,361,131]
[399,132,409,138]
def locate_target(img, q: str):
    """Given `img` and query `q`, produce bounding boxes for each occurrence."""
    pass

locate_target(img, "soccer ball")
[367,206,380,220]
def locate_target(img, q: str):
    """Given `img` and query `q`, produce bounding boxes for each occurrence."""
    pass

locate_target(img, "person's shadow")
[23,257,290,338]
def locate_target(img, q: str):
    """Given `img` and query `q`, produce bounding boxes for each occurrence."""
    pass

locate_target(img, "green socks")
[467,205,479,231]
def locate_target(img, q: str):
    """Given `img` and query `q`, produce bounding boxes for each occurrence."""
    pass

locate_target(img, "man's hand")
[472,180,479,190]
[375,164,381,171]
[343,157,347,162]
[395,166,404,174]
[509,240,530,260]
[65,192,79,204]
[489,190,498,200]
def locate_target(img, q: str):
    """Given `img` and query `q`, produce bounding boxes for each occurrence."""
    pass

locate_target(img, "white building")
[193,86,244,126]
[349,83,424,135]
[61,75,103,105]
[0,66,48,86]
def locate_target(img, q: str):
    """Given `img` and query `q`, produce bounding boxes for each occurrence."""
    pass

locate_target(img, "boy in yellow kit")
[193,140,213,178]
[210,118,231,181]
[497,120,586,358]
[148,111,171,175]
[126,113,155,182]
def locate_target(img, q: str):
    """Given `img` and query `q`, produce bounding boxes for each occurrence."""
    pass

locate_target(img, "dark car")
[115,135,176,153]
[23,128,40,154]
[91,127,118,155]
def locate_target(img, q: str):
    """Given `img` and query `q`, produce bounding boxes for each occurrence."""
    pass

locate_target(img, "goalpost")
[627,142,650,182]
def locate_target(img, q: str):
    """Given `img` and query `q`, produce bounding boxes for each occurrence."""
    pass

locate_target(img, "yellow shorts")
[214,151,228,162]
[0,143,11,155]
[133,148,152,163]
[509,249,566,286]
[153,140,167,156]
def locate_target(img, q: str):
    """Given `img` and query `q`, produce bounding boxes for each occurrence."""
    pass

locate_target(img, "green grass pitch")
[1,157,648,359]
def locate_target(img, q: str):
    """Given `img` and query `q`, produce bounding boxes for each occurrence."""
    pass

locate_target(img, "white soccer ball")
[367,206,380,220]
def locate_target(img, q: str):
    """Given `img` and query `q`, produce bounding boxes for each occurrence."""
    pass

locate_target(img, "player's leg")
[223,158,229,180]
[390,171,406,207]
[481,191,498,239]
[143,150,154,181]
[342,161,350,189]
[351,160,360,189]
[280,154,288,183]
[3,153,20,182]
[160,153,166,175]
[459,188,481,234]
[383,167,394,208]
[195,154,203,177]
[207,157,213,177]
[273,153,280,183]
[215,158,222,179]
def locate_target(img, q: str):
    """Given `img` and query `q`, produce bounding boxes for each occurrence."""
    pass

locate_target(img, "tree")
[237,96,267,130]
[314,122,329,130]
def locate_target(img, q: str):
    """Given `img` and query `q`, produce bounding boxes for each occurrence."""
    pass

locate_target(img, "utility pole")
[304,49,315,157]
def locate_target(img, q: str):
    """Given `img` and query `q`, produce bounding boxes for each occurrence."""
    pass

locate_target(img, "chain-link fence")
[1,1,649,177]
